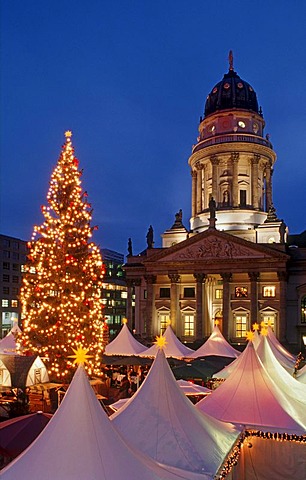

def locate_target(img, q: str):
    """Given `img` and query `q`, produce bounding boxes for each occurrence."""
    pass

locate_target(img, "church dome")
[204,53,259,117]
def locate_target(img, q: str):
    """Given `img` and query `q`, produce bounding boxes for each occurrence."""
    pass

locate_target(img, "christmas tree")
[20,131,106,381]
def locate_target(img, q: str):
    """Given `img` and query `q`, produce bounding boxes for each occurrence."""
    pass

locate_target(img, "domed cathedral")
[124,53,306,352]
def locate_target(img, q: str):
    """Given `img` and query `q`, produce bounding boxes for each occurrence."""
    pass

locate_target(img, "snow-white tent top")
[111,347,241,477]
[1,362,212,480]
[189,324,241,359]
[256,334,306,405]
[196,341,306,434]
[0,323,21,354]
[0,354,49,389]
[266,326,296,370]
[139,325,195,358]
[296,364,306,384]
[104,322,148,355]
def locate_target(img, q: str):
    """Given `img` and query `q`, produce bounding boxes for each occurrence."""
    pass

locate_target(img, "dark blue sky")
[1,1,306,257]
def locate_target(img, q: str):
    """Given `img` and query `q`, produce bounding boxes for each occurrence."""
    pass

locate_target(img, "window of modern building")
[11,300,18,308]
[301,296,306,323]
[184,287,195,298]
[235,286,248,298]
[183,314,195,336]
[21,264,26,272]
[3,262,10,270]
[12,287,18,295]
[12,276,19,284]
[215,289,223,299]
[3,287,9,295]
[12,263,19,271]
[263,286,276,297]
[160,288,170,298]
[12,241,19,250]
[3,274,9,282]
[3,251,10,259]
[12,252,19,260]
[121,291,127,299]
[3,239,10,247]
[2,299,9,307]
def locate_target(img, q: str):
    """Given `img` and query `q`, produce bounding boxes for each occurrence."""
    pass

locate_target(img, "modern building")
[124,54,306,351]
[101,248,128,339]
[0,234,28,337]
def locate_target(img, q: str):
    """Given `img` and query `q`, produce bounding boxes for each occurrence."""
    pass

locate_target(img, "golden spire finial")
[122,318,128,324]
[65,130,72,139]
[245,331,255,342]
[154,334,167,350]
[215,319,220,326]
[229,50,234,71]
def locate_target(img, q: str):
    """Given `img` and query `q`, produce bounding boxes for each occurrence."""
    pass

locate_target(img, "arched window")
[301,296,306,323]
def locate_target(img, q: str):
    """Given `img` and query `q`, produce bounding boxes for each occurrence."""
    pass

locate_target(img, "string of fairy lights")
[20,131,108,380]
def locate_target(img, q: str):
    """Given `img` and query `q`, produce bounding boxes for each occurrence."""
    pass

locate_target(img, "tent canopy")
[104,323,148,356]
[189,325,241,359]
[139,325,195,358]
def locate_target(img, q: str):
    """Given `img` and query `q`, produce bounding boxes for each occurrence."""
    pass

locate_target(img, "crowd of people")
[102,365,150,400]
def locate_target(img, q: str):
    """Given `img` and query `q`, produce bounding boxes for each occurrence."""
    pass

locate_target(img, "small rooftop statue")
[171,209,184,229]
[127,237,133,256]
[146,225,154,249]
[265,203,281,223]
[208,197,217,229]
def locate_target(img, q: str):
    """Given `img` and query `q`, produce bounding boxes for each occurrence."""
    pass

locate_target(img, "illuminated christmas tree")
[20,131,106,381]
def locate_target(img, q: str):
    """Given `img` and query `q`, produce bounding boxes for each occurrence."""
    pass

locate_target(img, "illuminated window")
[261,312,276,330]
[215,289,223,299]
[238,120,246,128]
[121,291,127,299]
[263,286,276,297]
[235,286,248,298]
[2,299,9,307]
[159,313,170,334]
[21,264,26,272]
[183,314,195,337]
[301,296,306,324]
[234,313,248,337]
[11,300,18,308]
[160,288,170,298]
[29,266,36,274]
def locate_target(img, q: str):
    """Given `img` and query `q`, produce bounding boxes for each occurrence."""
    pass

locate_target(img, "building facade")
[124,56,306,351]
[0,234,28,337]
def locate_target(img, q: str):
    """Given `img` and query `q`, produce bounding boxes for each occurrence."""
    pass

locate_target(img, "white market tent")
[0,323,21,354]
[111,347,241,477]
[196,341,306,433]
[189,324,241,359]
[196,341,306,479]
[296,364,306,384]
[1,363,212,480]
[104,322,148,356]
[0,355,49,389]
[268,326,296,362]
[176,379,211,396]
[256,334,306,404]
[139,325,195,358]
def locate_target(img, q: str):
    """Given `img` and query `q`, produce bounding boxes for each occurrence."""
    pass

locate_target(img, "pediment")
[145,230,289,264]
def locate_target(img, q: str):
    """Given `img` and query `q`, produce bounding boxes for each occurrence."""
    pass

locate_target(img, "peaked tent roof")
[196,342,306,434]
[256,335,306,405]
[267,326,296,363]
[0,323,22,354]
[296,364,306,384]
[104,323,148,355]
[189,325,241,359]
[139,325,195,358]
[111,348,241,476]
[1,363,211,480]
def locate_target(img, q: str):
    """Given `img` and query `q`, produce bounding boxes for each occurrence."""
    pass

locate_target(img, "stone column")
[248,272,259,326]
[265,162,272,212]
[210,155,219,202]
[168,273,180,334]
[191,169,197,217]
[221,273,232,339]
[196,164,203,213]
[277,271,287,342]
[231,152,239,207]
[144,275,156,338]
[194,273,206,340]
[251,154,260,209]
